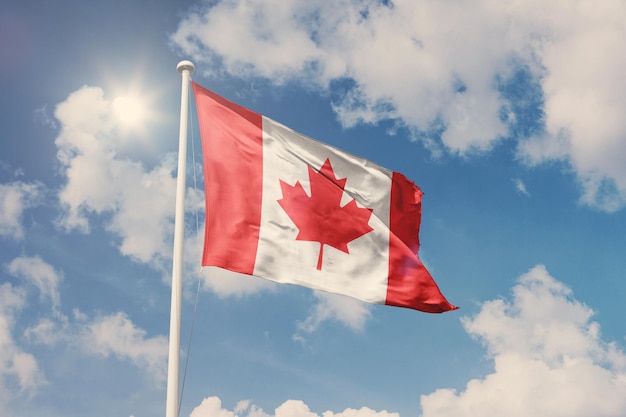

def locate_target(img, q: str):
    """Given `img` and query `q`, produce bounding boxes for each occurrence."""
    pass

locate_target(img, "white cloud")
[322,406,399,417]
[186,265,626,417]
[189,396,399,417]
[80,312,168,384]
[197,266,277,297]
[3,254,167,384]
[419,265,626,417]
[513,178,530,197]
[190,396,238,417]
[296,291,371,335]
[274,400,319,417]
[172,0,511,153]
[24,308,168,384]
[6,256,62,310]
[0,181,42,240]
[172,0,626,211]
[0,283,45,409]
[514,1,626,212]
[53,85,177,264]
[23,317,64,346]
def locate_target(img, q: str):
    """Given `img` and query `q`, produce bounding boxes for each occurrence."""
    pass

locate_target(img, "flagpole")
[166,60,195,417]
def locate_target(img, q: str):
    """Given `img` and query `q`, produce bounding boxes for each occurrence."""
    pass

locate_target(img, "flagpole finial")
[177,60,195,74]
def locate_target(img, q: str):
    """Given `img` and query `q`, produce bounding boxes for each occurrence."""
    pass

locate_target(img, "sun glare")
[112,94,151,135]
[104,69,169,159]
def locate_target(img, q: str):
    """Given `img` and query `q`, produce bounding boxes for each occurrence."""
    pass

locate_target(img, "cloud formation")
[7,256,63,310]
[53,85,177,264]
[185,265,626,417]
[419,265,626,417]
[513,178,530,197]
[172,0,626,211]
[296,291,371,335]
[189,396,399,417]
[4,255,169,389]
[0,283,44,414]
[25,309,169,385]
[0,181,42,240]
[80,312,168,383]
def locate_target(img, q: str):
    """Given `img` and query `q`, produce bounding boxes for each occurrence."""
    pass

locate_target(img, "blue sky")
[2,0,626,416]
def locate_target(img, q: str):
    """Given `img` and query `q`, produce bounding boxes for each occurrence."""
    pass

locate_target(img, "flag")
[192,82,457,313]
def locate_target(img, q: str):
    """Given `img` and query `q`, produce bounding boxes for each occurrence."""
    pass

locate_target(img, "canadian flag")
[193,82,457,313]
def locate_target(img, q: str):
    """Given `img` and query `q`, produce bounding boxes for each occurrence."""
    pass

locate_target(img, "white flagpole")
[166,60,195,417]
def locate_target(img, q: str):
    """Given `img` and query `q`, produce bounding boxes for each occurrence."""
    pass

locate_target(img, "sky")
[1,0,626,416]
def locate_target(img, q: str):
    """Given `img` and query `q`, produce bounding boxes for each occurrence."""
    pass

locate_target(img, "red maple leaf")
[277,158,374,270]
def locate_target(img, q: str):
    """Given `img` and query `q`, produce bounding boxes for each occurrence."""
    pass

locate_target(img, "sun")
[106,67,164,139]
[112,92,153,137]
[113,95,147,126]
